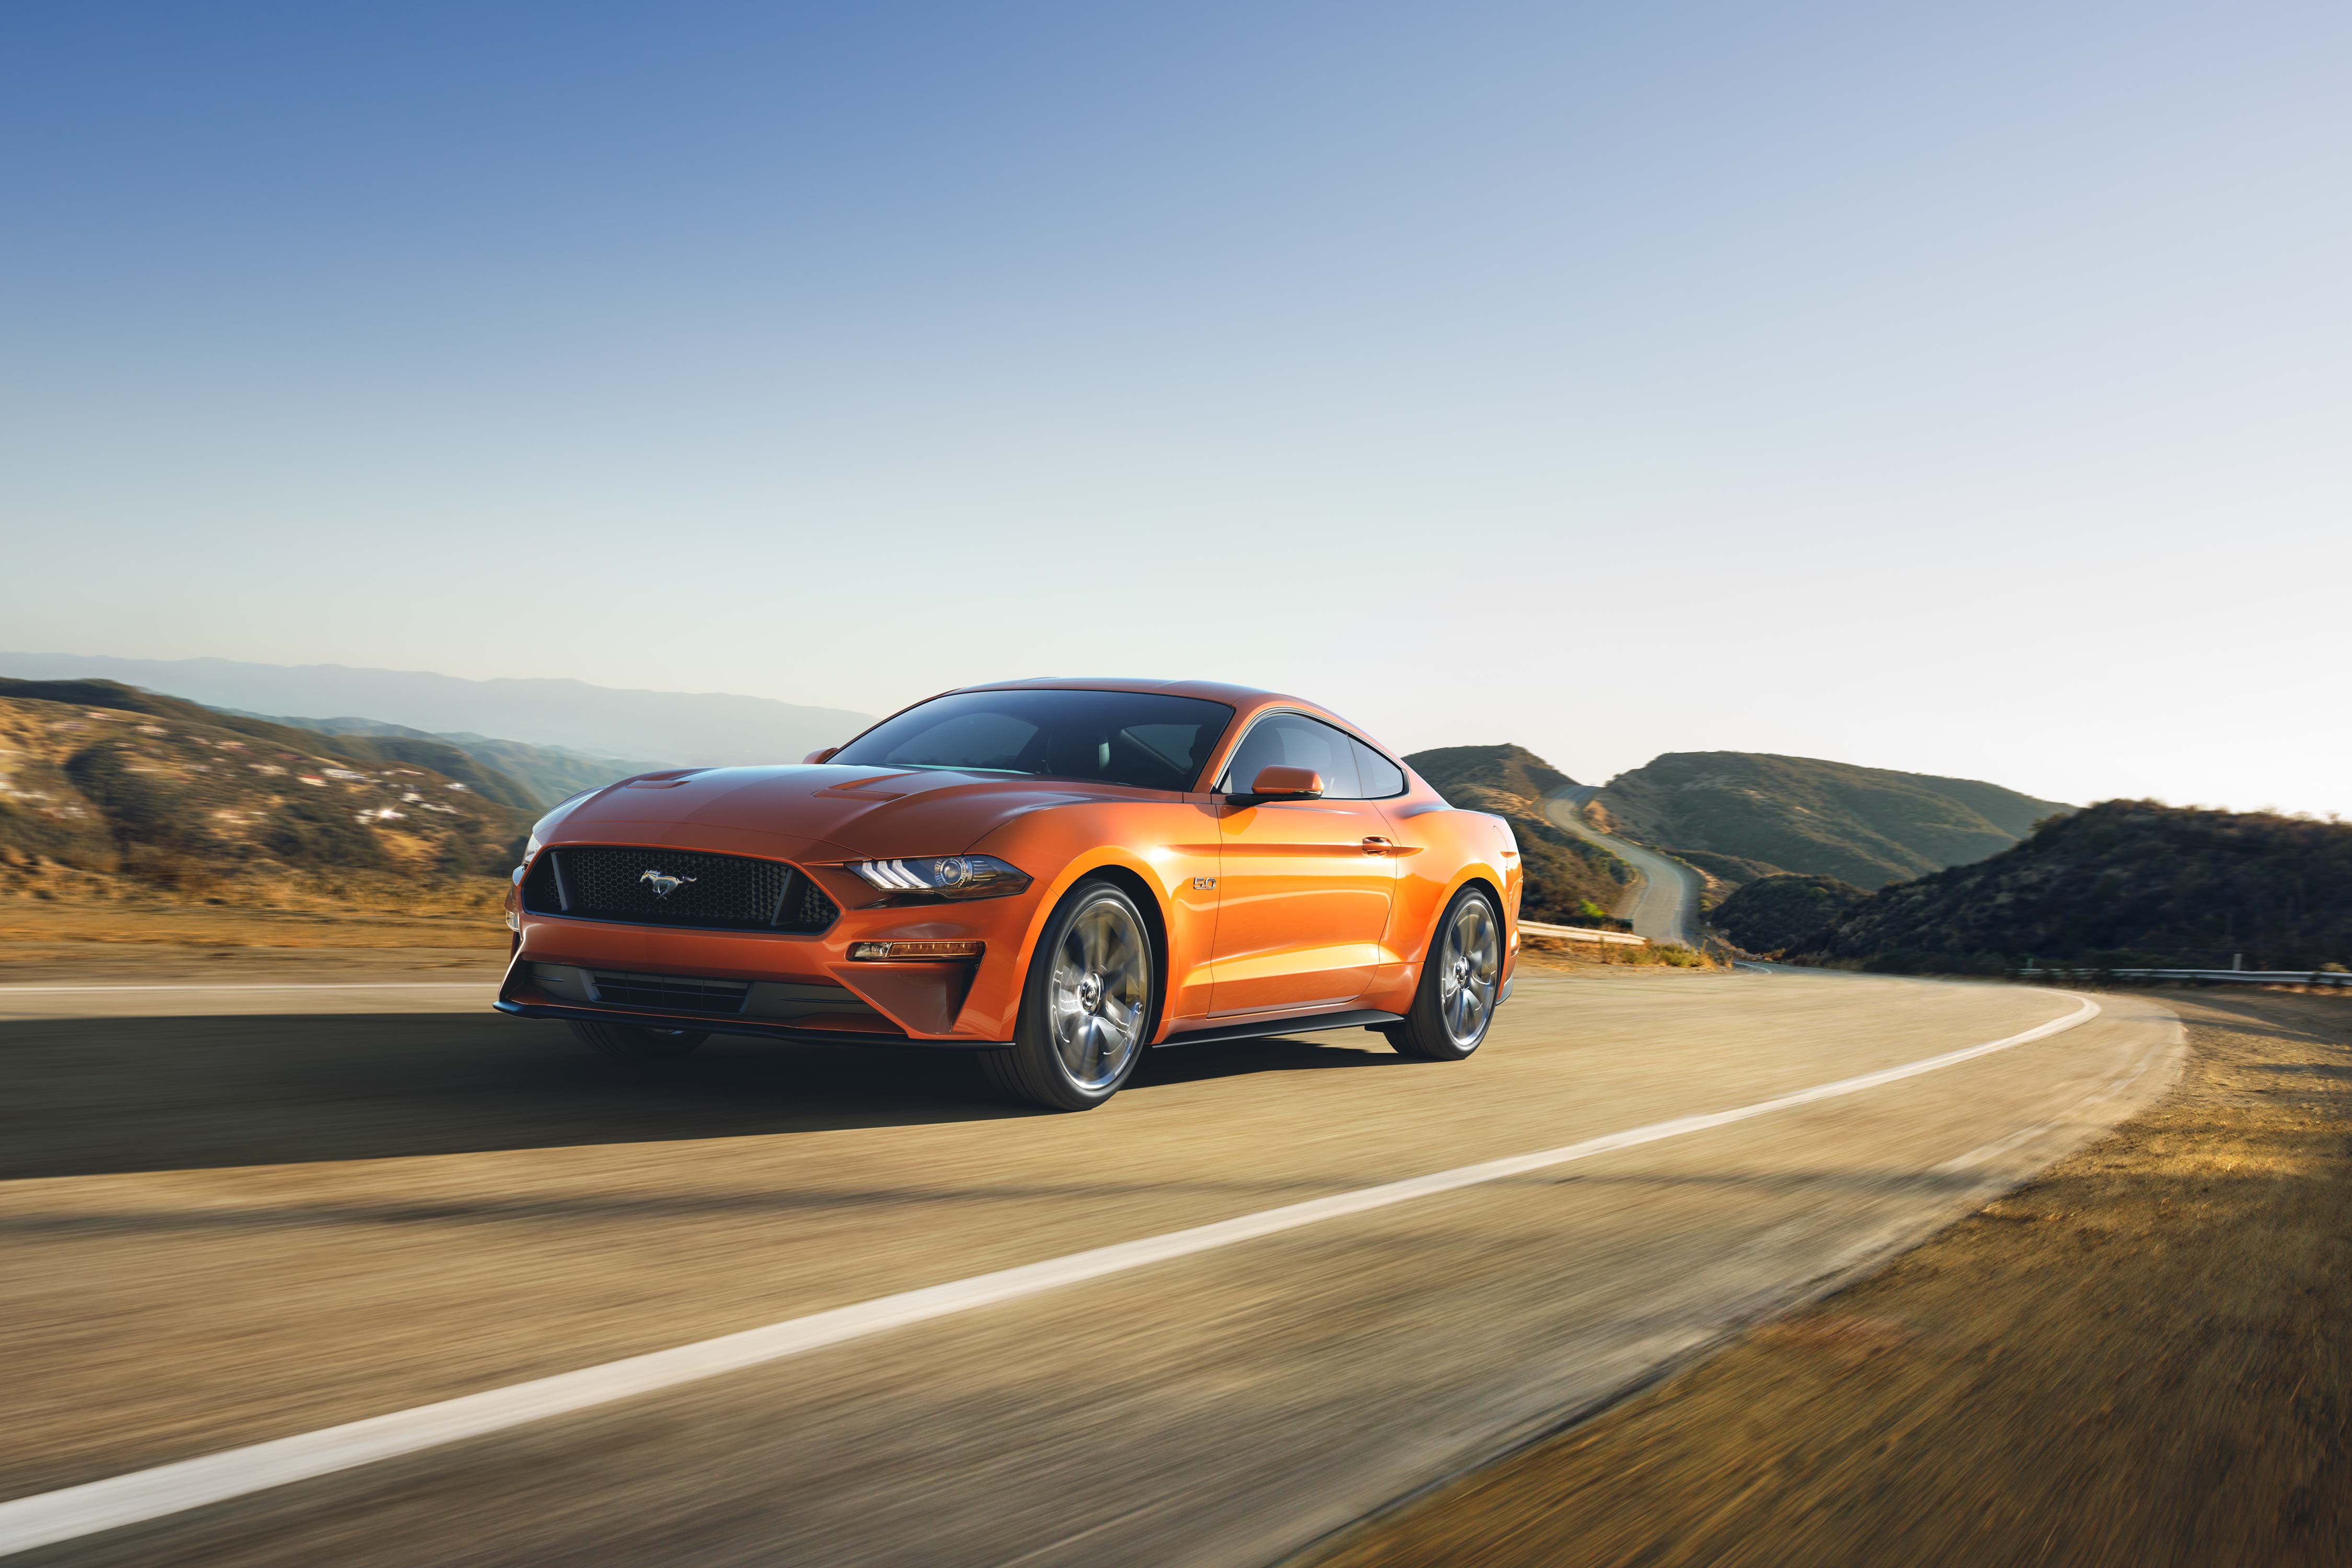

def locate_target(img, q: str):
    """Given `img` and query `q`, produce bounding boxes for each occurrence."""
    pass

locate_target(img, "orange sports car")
[496,679,1522,1109]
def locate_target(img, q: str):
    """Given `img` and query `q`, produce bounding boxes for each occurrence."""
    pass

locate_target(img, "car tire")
[1383,884,1505,1062]
[982,878,1158,1111]
[569,1019,709,1061]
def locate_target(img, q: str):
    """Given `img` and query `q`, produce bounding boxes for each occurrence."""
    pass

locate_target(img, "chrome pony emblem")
[639,869,698,898]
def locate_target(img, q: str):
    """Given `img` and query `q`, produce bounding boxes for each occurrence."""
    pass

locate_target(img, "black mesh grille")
[785,875,835,931]
[522,847,838,932]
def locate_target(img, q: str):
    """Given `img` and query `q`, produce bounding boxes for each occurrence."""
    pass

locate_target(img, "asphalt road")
[1543,789,1704,948]
[0,967,2182,1566]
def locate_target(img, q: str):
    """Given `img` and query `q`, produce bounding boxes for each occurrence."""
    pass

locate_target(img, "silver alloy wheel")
[1438,895,1502,1047]
[1048,895,1151,1091]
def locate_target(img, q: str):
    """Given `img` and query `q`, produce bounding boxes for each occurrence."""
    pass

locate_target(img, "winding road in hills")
[1543,786,1707,949]
[0,960,2181,1565]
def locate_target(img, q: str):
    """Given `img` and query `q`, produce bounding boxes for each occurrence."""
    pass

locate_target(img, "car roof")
[950,676,1301,709]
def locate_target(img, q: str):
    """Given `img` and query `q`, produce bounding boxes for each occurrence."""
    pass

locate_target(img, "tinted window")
[831,690,1234,792]
[1216,713,1364,799]
[883,711,1035,771]
[1352,739,1406,799]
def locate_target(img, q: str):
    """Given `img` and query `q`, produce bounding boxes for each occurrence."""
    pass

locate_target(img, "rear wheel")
[569,1019,709,1061]
[1383,885,1503,1061]
[982,879,1156,1111]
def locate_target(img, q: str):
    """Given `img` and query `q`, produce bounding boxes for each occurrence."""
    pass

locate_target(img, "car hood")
[541,764,1145,860]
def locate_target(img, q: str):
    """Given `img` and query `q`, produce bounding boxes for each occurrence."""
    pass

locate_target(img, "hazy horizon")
[0,644,2312,815]
[7,4,2346,815]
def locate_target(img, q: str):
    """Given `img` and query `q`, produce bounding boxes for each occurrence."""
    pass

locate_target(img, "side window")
[1352,739,1406,799]
[1217,714,1364,798]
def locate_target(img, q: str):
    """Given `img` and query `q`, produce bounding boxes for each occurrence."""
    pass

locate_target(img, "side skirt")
[1158,1008,1404,1049]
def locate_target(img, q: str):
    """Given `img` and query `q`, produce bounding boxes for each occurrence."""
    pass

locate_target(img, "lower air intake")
[589,972,751,1015]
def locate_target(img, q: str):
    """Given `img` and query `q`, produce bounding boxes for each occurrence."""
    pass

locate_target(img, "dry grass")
[1313,989,2352,1568]
[0,885,508,961]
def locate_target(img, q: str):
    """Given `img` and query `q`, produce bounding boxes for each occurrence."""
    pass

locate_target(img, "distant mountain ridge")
[0,653,871,768]
[1595,751,2072,890]
[231,713,661,810]
[1789,800,2352,972]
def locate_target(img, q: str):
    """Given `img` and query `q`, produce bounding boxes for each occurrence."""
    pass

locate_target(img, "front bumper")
[500,860,1044,1042]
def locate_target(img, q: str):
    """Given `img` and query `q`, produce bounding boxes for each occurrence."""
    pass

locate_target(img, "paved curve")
[0,970,2180,1565]
[1543,787,1705,948]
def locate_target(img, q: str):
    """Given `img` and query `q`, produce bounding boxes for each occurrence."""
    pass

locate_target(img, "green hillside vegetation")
[1673,848,1788,891]
[1709,872,1870,955]
[1403,744,1634,925]
[243,713,660,809]
[440,734,656,808]
[1595,751,2072,890]
[0,680,531,904]
[1789,800,2352,973]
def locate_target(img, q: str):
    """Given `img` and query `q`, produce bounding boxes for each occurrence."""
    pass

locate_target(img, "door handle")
[1362,836,1396,855]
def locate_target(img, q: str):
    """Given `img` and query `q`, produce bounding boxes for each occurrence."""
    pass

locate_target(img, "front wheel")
[982,879,1157,1111]
[569,1019,709,1061]
[1383,885,1504,1060]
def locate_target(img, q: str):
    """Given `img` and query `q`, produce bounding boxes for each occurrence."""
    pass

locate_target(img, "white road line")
[1929,1020,2177,1177]
[0,983,491,995]
[0,995,2102,1558]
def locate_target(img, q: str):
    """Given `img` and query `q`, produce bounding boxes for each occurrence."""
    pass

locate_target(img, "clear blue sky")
[5,2,2346,813]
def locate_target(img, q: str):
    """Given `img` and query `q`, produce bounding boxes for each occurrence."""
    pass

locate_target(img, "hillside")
[0,652,870,767]
[0,679,547,811]
[0,682,531,910]
[1594,752,2071,890]
[1789,800,2352,972]
[1404,744,1634,925]
[243,714,661,809]
[1708,873,1870,955]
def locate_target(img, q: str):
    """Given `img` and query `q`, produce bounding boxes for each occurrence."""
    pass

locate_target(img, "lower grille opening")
[588,972,751,1016]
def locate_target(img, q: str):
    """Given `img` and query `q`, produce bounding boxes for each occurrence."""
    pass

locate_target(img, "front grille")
[782,874,835,930]
[522,846,838,932]
[589,972,751,1014]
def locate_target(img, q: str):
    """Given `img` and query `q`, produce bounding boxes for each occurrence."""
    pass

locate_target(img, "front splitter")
[492,999,1004,1050]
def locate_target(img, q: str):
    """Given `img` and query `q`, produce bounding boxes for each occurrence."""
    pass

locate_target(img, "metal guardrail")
[1519,920,1649,949]
[2017,966,2351,988]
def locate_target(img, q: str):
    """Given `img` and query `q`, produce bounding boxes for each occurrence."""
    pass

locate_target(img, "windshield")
[830,689,1236,793]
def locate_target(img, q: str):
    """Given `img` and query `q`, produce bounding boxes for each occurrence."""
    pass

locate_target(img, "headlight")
[512,831,545,888]
[849,855,1031,901]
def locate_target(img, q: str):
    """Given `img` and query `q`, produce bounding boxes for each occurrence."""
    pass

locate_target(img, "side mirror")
[1245,765,1324,800]
[803,747,839,765]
